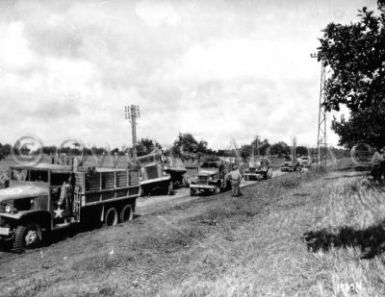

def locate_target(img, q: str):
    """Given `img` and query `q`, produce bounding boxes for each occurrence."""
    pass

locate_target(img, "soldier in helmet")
[229,164,242,197]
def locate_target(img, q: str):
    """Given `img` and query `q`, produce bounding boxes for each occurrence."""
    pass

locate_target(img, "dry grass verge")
[3,170,385,297]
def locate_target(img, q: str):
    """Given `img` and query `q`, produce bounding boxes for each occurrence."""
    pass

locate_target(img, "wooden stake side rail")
[74,169,140,206]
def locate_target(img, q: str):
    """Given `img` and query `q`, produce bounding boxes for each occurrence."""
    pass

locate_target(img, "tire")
[104,207,118,227]
[182,176,189,187]
[214,185,221,194]
[119,204,133,223]
[167,181,174,195]
[13,224,43,251]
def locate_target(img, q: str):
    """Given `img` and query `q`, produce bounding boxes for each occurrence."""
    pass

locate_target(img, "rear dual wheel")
[104,207,118,227]
[119,204,133,223]
[104,204,133,226]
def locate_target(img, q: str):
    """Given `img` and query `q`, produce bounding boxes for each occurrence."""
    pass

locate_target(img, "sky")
[0,0,378,150]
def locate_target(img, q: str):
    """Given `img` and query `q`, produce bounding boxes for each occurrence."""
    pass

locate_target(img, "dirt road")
[137,169,286,216]
[0,169,290,297]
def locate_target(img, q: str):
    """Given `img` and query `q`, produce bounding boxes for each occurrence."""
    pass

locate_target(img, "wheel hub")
[25,230,38,246]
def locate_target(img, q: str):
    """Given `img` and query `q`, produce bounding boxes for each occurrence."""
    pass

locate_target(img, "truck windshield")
[11,169,48,183]
[29,170,48,182]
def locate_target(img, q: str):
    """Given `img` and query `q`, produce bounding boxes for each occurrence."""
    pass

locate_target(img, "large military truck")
[189,161,232,196]
[280,155,299,172]
[244,158,273,180]
[0,164,140,251]
[137,151,174,196]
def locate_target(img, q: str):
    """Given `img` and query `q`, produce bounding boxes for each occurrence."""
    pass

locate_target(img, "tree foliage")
[318,2,385,148]
[136,138,162,157]
[270,142,290,157]
[172,133,212,157]
[239,137,270,160]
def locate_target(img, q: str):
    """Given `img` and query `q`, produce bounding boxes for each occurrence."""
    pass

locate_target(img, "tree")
[331,104,385,148]
[317,2,385,148]
[295,146,309,156]
[172,133,209,156]
[270,142,290,157]
[136,138,162,157]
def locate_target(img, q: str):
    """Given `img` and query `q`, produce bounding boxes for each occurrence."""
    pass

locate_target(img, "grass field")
[1,166,384,296]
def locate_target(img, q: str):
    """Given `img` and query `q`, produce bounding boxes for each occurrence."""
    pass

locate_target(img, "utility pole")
[255,135,260,158]
[311,53,327,167]
[125,105,140,160]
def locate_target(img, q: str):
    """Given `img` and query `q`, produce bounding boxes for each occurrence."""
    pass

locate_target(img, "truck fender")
[17,211,52,231]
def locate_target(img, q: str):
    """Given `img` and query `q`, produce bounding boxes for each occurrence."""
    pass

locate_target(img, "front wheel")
[13,224,43,251]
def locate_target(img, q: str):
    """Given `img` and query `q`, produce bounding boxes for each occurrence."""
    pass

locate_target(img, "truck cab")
[244,158,272,180]
[0,164,140,251]
[189,161,232,196]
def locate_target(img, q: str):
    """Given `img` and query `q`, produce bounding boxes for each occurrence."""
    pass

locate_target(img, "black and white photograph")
[0,0,385,296]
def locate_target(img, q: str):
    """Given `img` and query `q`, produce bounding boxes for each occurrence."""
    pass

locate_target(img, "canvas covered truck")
[189,162,232,196]
[0,164,140,251]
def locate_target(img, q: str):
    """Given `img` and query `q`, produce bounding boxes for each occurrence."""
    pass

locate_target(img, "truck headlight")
[5,205,14,213]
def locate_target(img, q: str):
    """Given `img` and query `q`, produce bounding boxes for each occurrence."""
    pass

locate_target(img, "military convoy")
[0,164,140,251]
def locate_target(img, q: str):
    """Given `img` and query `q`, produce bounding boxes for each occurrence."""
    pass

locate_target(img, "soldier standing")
[229,164,242,197]
[371,148,384,182]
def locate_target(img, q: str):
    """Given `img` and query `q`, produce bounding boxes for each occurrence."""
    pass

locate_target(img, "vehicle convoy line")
[0,169,286,261]
[136,169,286,216]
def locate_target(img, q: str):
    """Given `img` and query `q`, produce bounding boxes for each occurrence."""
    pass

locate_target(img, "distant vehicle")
[297,156,312,168]
[244,138,273,180]
[280,156,300,172]
[137,151,174,196]
[189,162,232,196]
[0,164,140,251]
[244,158,273,180]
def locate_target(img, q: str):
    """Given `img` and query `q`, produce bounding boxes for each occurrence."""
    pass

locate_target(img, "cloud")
[135,0,180,27]
[0,21,36,72]
[0,0,377,149]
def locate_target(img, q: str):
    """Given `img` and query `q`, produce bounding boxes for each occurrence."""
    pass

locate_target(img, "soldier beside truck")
[0,164,140,251]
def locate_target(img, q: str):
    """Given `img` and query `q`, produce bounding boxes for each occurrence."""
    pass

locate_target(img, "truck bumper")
[190,184,216,191]
[0,227,10,236]
[244,173,260,179]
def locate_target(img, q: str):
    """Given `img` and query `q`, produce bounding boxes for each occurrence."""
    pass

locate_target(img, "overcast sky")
[0,0,377,150]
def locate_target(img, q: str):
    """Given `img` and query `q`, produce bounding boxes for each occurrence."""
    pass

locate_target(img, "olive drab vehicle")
[244,158,273,180]
[244,138,272,180]
[189,161,232,196]
[137,150,174,196]
[0,164,140,251]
